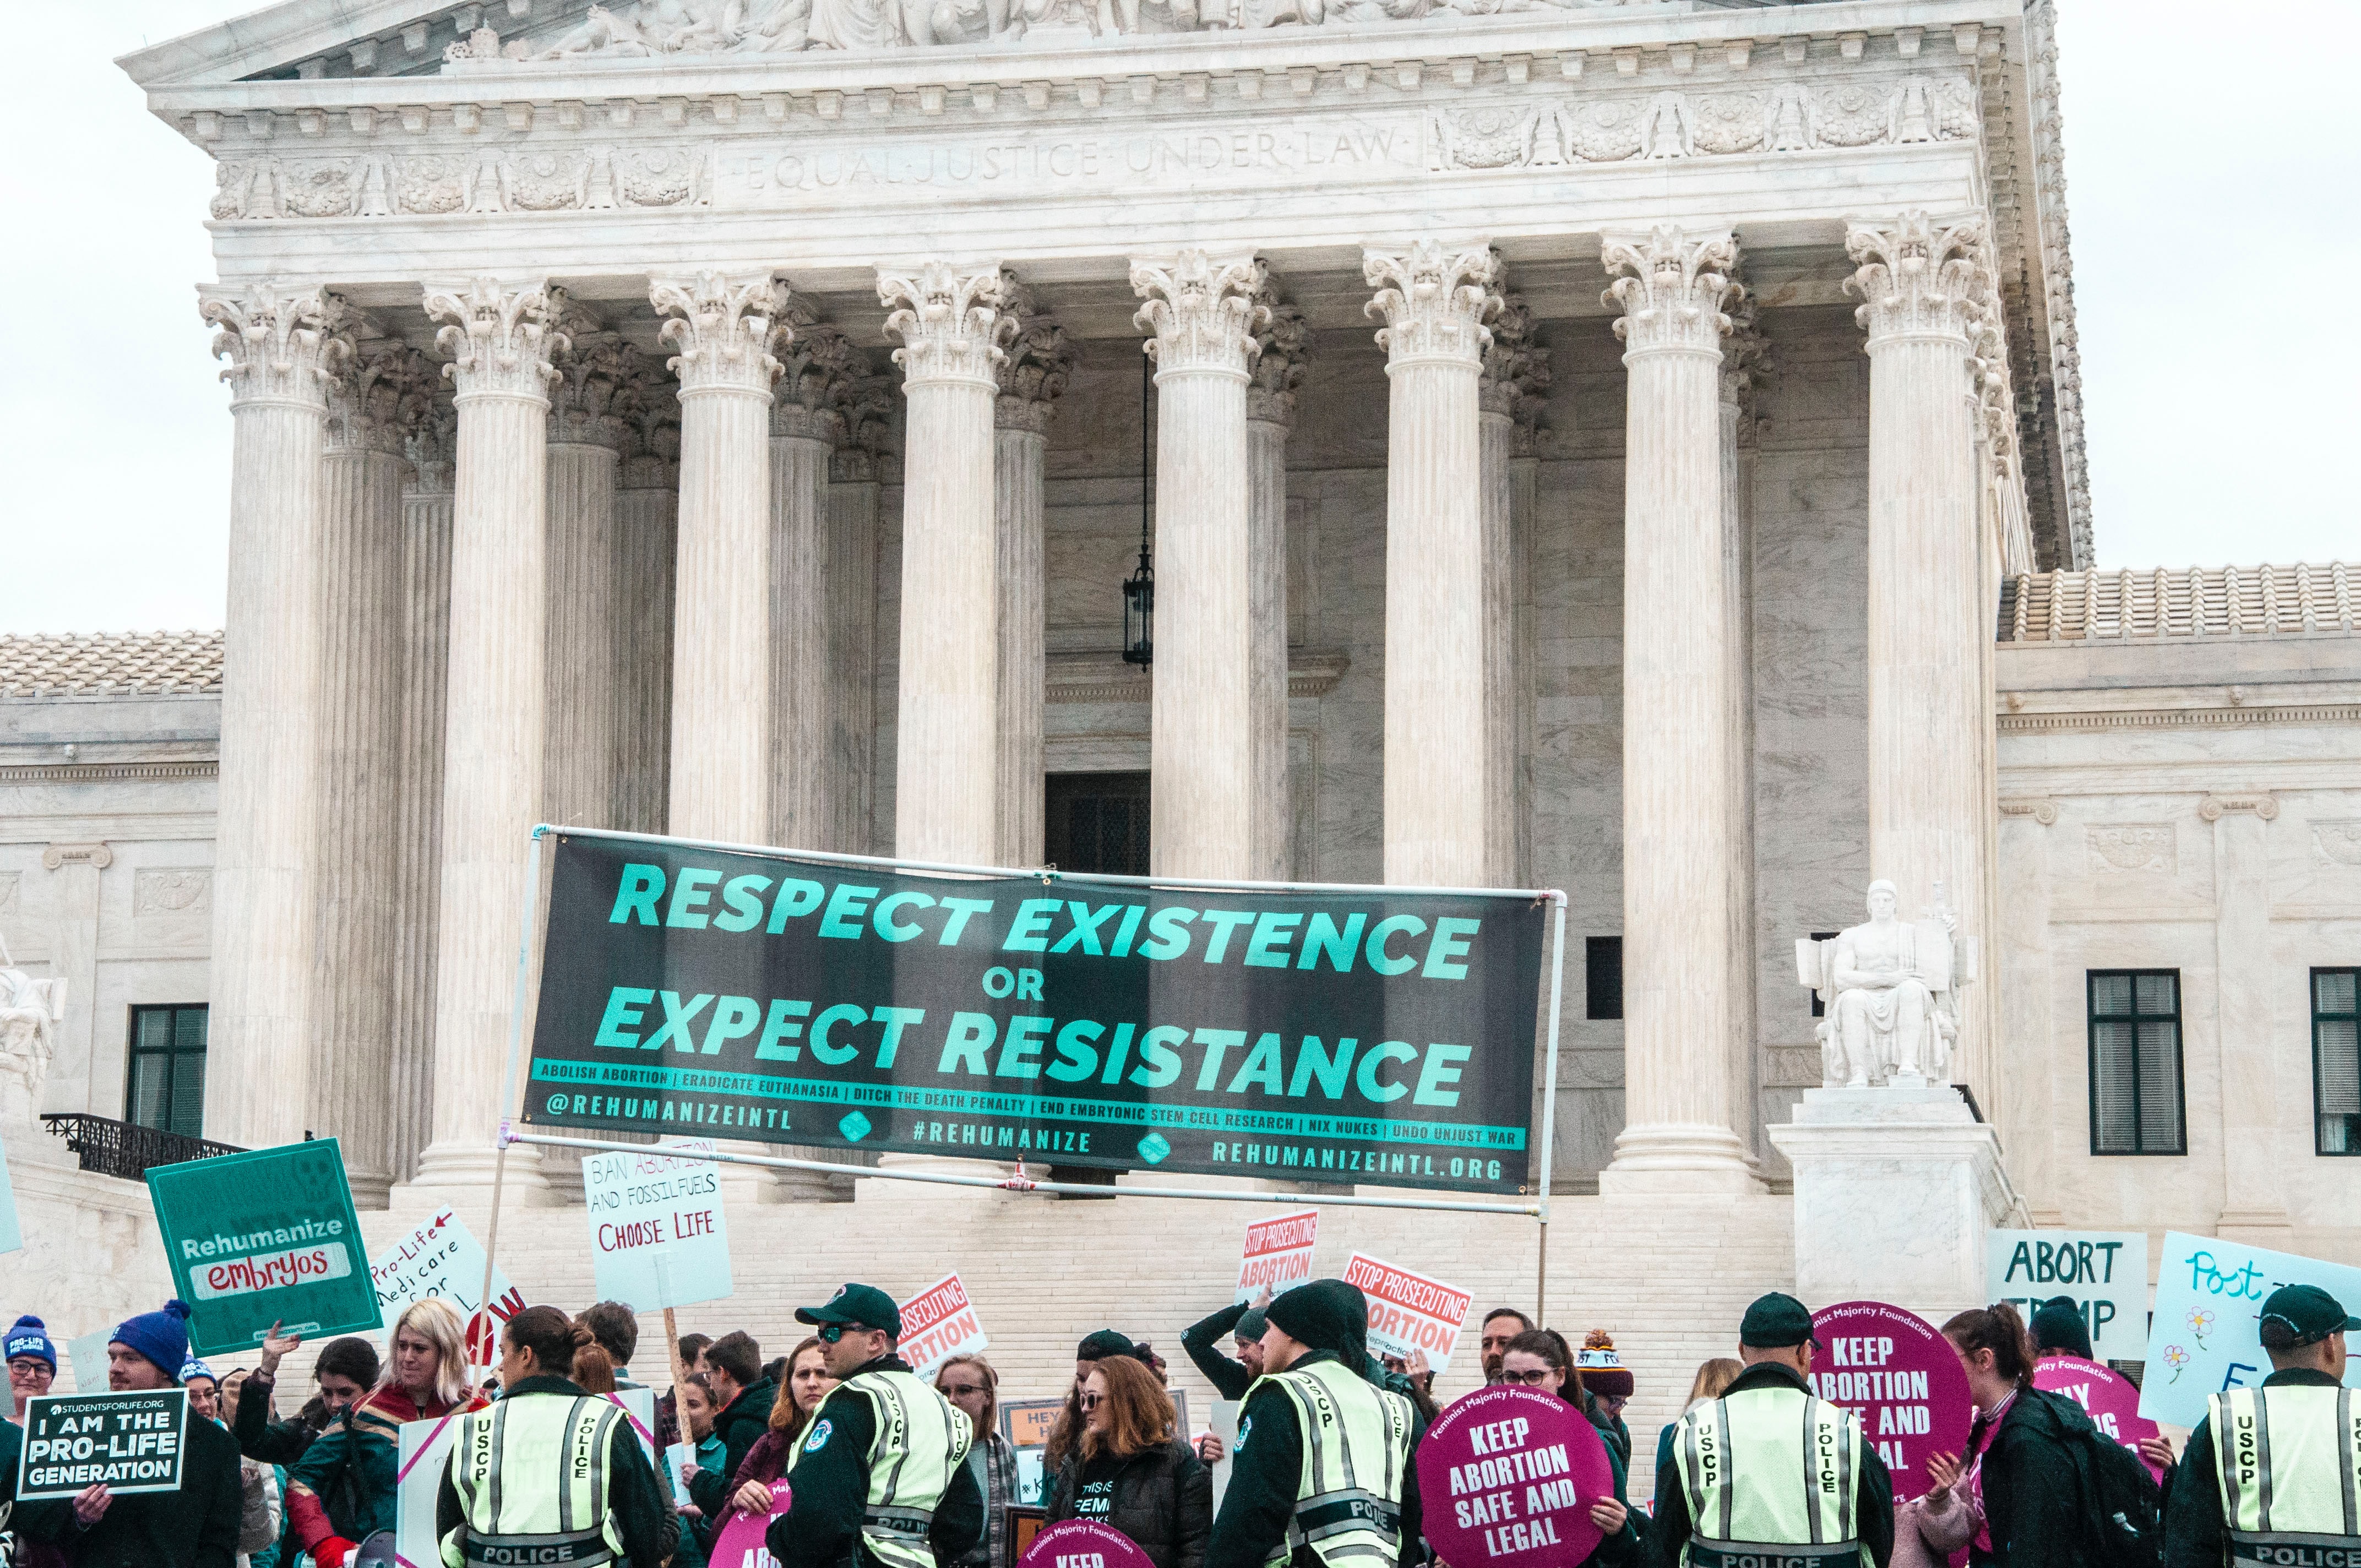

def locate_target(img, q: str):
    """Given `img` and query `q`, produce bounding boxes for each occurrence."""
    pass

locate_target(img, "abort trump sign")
[526,834,1548,1194]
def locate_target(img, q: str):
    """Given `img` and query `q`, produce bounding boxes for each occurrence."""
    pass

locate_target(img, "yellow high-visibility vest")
[789,1368,972,1568]
[2210,1385,2361,1558]
[440,1395,627,1568]
[1672,1384,1869,1568]
[1245,1357,1415,1568]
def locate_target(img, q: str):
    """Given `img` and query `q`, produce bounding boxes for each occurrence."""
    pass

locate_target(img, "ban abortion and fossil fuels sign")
[526,834,1547,1194]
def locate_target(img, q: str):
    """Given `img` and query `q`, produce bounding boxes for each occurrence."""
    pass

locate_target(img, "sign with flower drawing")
[2140,1231,2361,1428]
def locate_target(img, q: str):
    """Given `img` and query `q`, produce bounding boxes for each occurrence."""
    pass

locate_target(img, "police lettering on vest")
[1249,1358,1415,1568]
[1672,1387,1867,1568]
[2211,1386,2361,1563]
[790,1368,973,1568]
[442,1397,628,1568]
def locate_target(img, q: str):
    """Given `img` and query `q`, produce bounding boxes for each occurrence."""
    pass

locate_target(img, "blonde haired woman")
[286,1299,483,1566]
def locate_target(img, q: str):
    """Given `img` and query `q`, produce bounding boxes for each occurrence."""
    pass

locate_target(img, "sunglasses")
[1080,1393,1103,1409]
[1500,1368,1558,1386]
[817,1323,849,1343]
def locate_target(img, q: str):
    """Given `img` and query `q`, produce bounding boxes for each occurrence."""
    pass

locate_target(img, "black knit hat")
[1076,1330,1138,1362]
[1265,1279,1370,1370]
[2028,1297,2093,1360]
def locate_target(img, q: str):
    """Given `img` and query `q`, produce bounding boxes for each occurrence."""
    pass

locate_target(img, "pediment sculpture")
[0,944,65,1128]
[1795,880,1974,1090]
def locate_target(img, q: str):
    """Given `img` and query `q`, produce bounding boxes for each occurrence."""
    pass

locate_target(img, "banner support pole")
[1535,894,1565,1329]
[473,827,546,1384]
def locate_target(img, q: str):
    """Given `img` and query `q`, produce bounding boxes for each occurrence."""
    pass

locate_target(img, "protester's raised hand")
[72,1484,111,1525]
[1923,1452,1962,1506]
[1253,1285,1274,1310]
[1587,1499,1626,1534]
[257,1322,302,1378]
[1406,1348,1433,1388]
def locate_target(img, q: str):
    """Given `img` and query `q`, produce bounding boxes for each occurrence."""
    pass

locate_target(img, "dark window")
[1808,932,1841,1017]
[126,1005,209,1140]
[2088,971,2185,1156]
[1045,772,1150,877]
[2314,969,2361,1155]
[1585,937,1622,1021]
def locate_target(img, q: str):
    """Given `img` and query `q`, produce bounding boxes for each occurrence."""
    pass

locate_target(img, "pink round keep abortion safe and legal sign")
[1418,1385,1615,1568]
[2036,1354,2164,1483]
[708,1499,791,1568]
[1808,1300,1974,1506]
[1017,1519,1158,1568]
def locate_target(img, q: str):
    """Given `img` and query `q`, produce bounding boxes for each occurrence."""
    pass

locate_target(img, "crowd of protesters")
[0,1275,2347,1568]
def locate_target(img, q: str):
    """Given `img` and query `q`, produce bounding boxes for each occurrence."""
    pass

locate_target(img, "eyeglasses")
[939,1383,988,1397]
[1500,1368,1558,1386]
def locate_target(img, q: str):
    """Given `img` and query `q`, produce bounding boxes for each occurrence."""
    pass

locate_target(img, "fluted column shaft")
[1478,400,1515,886]
[545,439,623,827]
[1718,340,1761,1171]
[1366,242,1499,888]
[827,447,884,854]
[1132,253,1264,880]
[994,415,1048,866]
[654,273,780,845]
[195,284,342,1152]
[411,279,560,1194]
[390,413,453,1186]
[1508,448,1539,887]
[771,411,833,852]
[314,346,417,1206]
[614,386,679,836]
[1245,410,1291,882]
[1598,228,1760,1195]
[882,263,1007,865]
[1849,213,1995,1091]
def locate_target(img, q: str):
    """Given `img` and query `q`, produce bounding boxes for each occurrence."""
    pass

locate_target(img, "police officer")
[1205,1277,1423,1568]
[2163,1283,2361,1567]
[1644,1293,1894,1568]
[437,1305,670,1568]
[769,1283,983,1568]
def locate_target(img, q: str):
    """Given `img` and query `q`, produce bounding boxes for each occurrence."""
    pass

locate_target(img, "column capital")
[1720,293,1773,445]
[404,381,458,494]
[548,303,632,450]
[422,277,564,404]
[1132,251,1266,381]
[652,271,782,399]
[831,365,897,481]
[200,281,349,412]
[1845,210,1991,349]
[326,334,430,456]
[1364,241,1500,371]
[615,355,682,489]
[995,273,1077,435]
[1479,293,1549,423]
[1602,226,1740,361]
[770,304,862,444]
[1248,279,1309,428]
[879,262,1009,391]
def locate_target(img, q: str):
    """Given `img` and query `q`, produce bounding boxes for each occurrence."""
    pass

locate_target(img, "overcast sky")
[6,1,2353,635]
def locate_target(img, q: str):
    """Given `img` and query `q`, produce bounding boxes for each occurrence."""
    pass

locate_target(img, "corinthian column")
[1132,252,1265,880]
[993,276,1075,868]
[315,334,424,1205]
[545,306,629,832]
[1478,295,1542,888]
[770,308,855,854]
[391,391,454,1186]
[1597,227,1760,1195]
[410,277,561,1196]
[613,364,679,835]
[827,382,894,855]
[1720,297,1768,1171]
[1365,241,1500,888]
[1247,284,1308,883]
[194,282,345,1153]
[1846,212,1995,1091]
[880,263,1008,865]
[1508,333,1552,889]
[652,272,780,846]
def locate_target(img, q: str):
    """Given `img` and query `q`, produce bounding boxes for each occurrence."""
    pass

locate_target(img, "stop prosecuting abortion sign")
[1347,1253,1473,1376]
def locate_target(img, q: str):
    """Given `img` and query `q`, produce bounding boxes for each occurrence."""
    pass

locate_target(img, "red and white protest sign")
[1346,1253,1473,1376]
[899,1272,988,1378]
[370,1205,522,1365]
[1236,1210,1318,1304]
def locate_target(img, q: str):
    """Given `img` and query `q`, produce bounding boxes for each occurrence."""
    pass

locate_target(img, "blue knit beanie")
[4,1316,57,1373]
[112,1301,192,1380]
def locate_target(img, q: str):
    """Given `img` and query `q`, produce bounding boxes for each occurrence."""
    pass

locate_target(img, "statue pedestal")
[1766,1086,2025,1324]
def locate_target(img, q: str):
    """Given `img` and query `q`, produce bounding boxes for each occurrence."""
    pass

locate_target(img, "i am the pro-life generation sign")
[525,836,1547,1194]
[1987,1230,2149,1364]
[18,1390,190,1499]
[147,1139,378,1358]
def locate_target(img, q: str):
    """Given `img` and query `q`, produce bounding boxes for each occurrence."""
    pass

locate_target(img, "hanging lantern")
[1123,349,1154,668]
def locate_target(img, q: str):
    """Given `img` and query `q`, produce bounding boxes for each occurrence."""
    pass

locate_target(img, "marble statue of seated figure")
[1808,879,1957,1088]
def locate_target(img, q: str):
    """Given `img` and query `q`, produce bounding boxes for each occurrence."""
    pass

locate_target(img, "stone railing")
[40,1114,244,1183]
[2000,564,2359,644]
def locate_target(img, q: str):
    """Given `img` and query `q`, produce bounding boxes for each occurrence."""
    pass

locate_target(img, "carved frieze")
[133,869,212,917]
[2086,825,2174,877]
[206,146,716,221]
[2314,821,2361,869]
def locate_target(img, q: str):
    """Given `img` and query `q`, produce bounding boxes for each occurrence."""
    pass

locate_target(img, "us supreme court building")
[2,0,2359,1449]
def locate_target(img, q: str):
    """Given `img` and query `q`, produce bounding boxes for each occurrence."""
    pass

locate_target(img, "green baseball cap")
[796,1283,902,1338]
[1739,1292,1823,1350]
[2260,1284,2361,1347]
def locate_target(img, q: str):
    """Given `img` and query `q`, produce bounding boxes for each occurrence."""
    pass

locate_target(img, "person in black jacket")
[1178,1297,1270,1403]
[688,1332,775,1522]
[231,1322,381,1468]
[1048,1353,1210,1568]
[1941,1302,2099,1568]
[15,1301,243,1568]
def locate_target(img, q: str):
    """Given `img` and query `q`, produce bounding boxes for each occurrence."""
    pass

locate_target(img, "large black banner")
[525,834,1547,1194]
